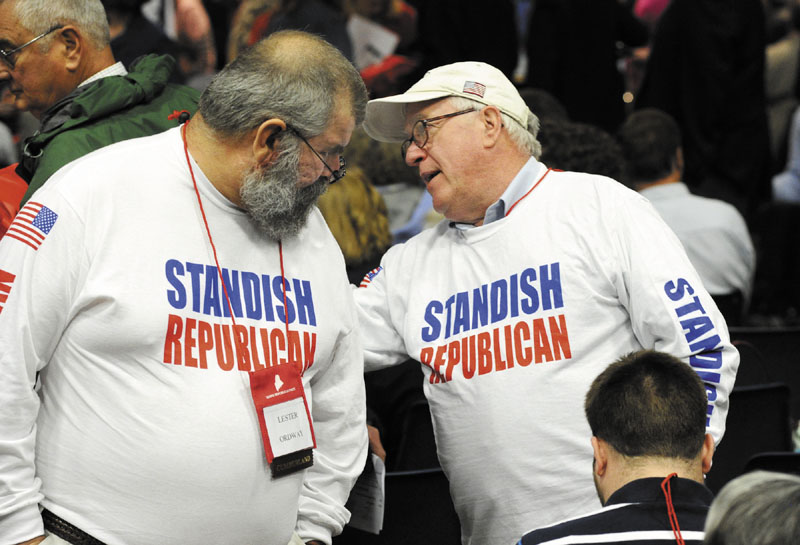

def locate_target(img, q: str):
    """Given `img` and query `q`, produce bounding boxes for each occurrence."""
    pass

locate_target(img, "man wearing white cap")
[353,61,738,545]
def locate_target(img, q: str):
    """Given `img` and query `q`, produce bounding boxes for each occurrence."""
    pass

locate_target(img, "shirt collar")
[78,61,128,88]
[452,157,542,230]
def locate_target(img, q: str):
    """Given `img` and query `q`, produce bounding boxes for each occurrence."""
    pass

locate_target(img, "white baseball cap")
[363,61,531,143]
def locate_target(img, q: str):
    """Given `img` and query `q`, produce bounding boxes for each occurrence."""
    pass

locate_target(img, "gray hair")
[704,470,800,545]
[447,96,542,159]
[199,30,368,141]
[8,0,110,50]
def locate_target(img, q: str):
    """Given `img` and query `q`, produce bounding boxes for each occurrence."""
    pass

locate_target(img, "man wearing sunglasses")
[354,61,739,545]
[0,30,367,545]
[0,0,199,209]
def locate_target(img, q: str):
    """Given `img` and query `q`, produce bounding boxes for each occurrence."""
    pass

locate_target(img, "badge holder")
[250,363,317,478]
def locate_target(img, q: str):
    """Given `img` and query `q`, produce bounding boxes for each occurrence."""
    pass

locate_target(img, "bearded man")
[0,30,368,545]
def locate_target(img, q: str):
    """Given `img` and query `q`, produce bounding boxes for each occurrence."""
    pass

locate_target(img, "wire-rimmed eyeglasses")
[287,125,346,184]
[0,25,64,69]
[401,109,475,160]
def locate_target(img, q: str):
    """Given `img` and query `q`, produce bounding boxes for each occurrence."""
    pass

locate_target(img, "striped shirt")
[517,477,713,545]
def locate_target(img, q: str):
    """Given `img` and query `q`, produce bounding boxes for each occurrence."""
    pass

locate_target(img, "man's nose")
[404,141,425,166]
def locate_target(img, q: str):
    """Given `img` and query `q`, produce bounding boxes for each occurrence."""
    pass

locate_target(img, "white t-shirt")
[0,127,367,545]
[355,158,738,545]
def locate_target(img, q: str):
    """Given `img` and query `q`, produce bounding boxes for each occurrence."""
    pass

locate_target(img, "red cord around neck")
[661,473,685,545]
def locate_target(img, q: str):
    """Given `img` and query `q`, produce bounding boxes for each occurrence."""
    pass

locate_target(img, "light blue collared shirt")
[453,157,543,230]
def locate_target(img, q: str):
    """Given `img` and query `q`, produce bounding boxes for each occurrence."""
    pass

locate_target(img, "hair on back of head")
[10,0,110,50]
[585,350,707,460]
[617,108,682,184]
[199,30,367,141]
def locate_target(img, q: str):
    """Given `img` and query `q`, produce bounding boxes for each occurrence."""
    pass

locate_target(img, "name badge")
[249,364,316,477]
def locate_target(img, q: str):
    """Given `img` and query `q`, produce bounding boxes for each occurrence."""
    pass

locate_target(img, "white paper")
[346,14,400,70]
[262,397,314,458]
[344,453,386,534]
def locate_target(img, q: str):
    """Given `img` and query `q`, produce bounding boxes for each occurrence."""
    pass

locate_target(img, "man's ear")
[479,105,504,147]
[700,433,714,474]
[591,436,609,477]
[59,26,82,72]
[253,118,287,166]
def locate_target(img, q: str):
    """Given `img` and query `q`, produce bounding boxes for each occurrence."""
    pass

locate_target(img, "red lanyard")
[180,121,292,342]
[504,167,553,217]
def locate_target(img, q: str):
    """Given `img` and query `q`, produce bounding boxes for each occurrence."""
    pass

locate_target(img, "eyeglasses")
[0,25,64,69]
[287,125,346,184]
[401,108,475,160]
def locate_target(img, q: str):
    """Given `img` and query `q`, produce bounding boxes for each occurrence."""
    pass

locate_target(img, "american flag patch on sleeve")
[6,202,58,251]
[463,81,486,98]
[359,266,383,288]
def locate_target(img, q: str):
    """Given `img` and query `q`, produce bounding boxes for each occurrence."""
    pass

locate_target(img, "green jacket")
[18,54,200,204]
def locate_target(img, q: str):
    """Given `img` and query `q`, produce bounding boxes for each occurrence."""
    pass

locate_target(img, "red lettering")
[197,320,212,369]
[184,318,198,368]
[233,324,251,371]
[249,326,265,371]
[514,322,532,366]
[431,345,447,383]
[163,314,183,365]
[477,332,492,375]
[532,318,553,363]
[214,324,235,371]
[259,328,272,367]
[445,340,460,381]
[492,328,507,371]
[462,335,476,379]
[549,314,572,360]
[270,329,286,366]
[303,332,317,372]
[504,324,514,369]
[287,331,302,372]
[419,347,434,368]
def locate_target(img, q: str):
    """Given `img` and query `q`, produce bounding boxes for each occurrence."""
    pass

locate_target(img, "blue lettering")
[444,295,456,338]
[452,292,470,336]
[242,272,262,320]
[680,316,715,344]
[186,262,204,312]
[541,263,563,310]
[293,279,316,326]
[203,266,222,317]
[422,301,443,342]
[273,276,296,324]
[471,285,489,329]
[690,351,723,370]
[261,275,275,322]
[664,278,694,301]
[165,259,186,309]
[221,269,243,318]
[520,268,539,314]
[490,279,508,323]
[509,273,519,318]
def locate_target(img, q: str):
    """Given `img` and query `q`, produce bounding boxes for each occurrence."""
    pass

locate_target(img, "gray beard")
[239,143,328,241]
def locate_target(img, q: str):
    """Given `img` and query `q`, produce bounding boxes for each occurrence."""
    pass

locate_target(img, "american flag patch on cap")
[6,202,58,251]
[463,81,486,98]
[359,266,383,288]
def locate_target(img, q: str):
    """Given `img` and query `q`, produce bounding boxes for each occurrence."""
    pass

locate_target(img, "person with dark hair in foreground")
[0,30,368,545]
[518,350,714,545]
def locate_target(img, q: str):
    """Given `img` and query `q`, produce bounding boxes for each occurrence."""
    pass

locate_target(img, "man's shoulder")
[518,503,628,545]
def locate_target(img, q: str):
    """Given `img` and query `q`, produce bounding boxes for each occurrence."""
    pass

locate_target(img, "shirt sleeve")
[0,191,85,544]
[295,293,368,544]
[611,191,739,445]
[352,251,414,372]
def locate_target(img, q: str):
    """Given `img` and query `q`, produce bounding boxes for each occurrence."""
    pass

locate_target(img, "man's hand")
[367,424,386,461]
